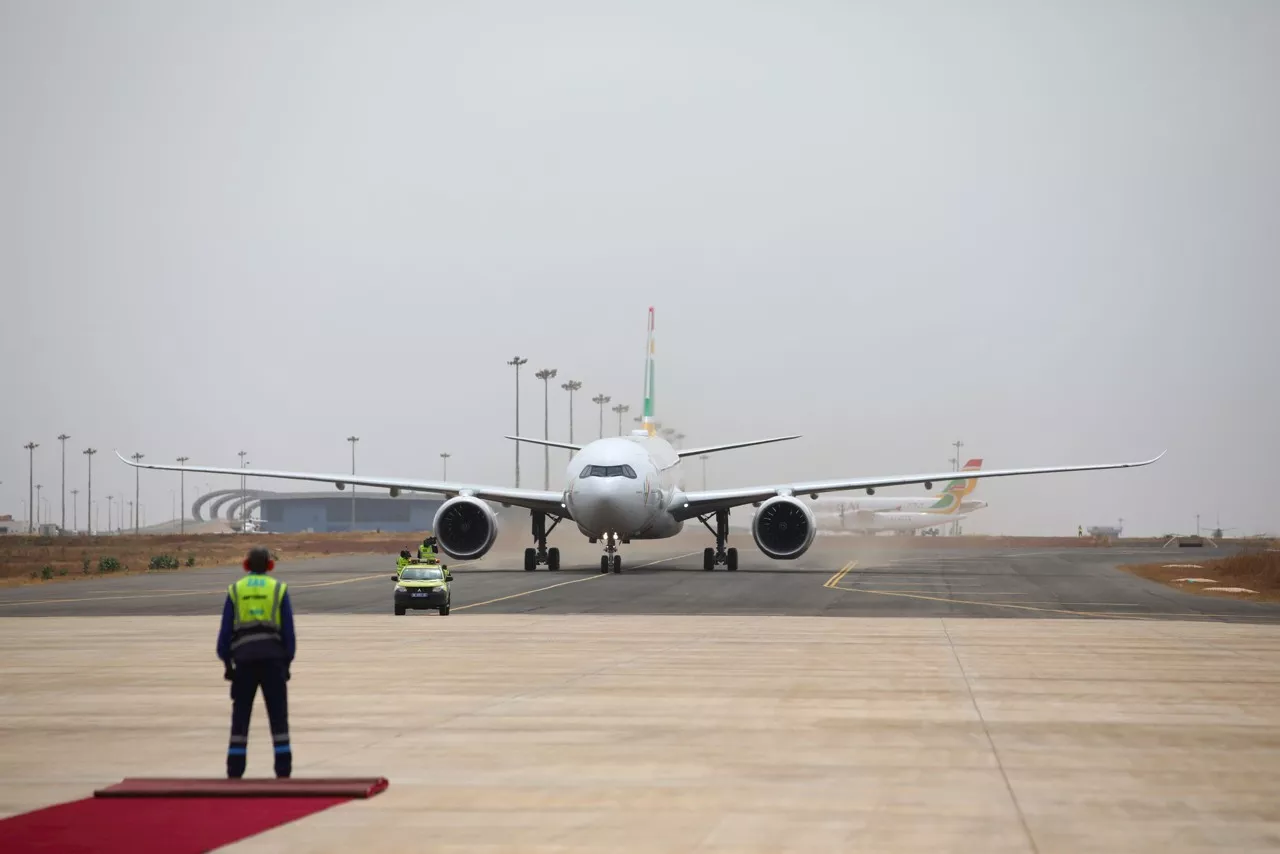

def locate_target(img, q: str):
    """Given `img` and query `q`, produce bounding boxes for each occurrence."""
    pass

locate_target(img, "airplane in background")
[118,308,1164,573]
[811,458,988,534]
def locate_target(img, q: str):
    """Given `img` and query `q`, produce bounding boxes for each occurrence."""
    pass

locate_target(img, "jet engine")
[432,496,499,560]
[751,495,817,559]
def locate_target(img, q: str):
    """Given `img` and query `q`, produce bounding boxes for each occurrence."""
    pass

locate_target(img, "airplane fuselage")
[844,511,969,533]
[562,434,685,540]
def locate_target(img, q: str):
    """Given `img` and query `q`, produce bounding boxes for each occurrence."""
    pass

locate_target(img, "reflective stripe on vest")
[228,575,286,651]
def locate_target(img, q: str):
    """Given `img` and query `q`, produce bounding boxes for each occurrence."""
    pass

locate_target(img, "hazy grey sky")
[3,1,1277,536]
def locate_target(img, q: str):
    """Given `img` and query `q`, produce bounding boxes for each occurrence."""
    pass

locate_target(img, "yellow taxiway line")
[822,561,858,588]
[453,574,604,611]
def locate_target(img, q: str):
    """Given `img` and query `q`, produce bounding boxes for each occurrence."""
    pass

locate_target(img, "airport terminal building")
[258,493,446,533]
[192,489,446,533]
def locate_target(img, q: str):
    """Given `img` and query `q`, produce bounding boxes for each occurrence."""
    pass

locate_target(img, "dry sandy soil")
[0,532,436,586]
[1121,547,1280,603]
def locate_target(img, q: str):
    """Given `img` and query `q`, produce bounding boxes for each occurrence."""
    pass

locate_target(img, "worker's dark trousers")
[227,659,291,779]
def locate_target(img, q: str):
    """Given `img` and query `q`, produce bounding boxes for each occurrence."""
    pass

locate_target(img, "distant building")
[0,514,18,534]
[191,488,527,535]
[256,492,448,533]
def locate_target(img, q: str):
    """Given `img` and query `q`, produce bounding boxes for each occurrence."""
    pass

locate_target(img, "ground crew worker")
[217,546,295,779]
[396,549,412,570]
[418,534,438,564]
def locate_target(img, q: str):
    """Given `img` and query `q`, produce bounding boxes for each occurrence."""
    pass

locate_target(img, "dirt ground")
[1121,547,1280,603]
[0,532,437,587]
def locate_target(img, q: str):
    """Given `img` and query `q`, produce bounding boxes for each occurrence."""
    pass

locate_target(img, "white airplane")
[811,458,987,534]
[830,509,966,535]
[117,308,1164,574]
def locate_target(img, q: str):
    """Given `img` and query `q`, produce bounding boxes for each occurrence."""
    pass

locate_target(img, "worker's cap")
[243,547,274,573]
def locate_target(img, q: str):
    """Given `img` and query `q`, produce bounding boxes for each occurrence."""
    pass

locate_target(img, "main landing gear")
[698,508,738,571]
[523,511,562,571]
[598,533,622,575]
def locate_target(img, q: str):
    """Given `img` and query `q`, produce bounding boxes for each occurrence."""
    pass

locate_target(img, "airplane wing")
[115,452,567,516]
[675,436,802,458]
[672,451,1165,521]
[504,436,582,452]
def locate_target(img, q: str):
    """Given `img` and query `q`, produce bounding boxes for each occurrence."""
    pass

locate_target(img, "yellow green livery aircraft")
[810,459,987,533]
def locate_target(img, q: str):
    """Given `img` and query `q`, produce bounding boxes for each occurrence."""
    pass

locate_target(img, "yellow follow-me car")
[393,563,453,616]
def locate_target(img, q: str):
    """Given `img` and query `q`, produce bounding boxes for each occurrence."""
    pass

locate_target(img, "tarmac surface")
[5,533,1280,852]
[2,532,1278,622]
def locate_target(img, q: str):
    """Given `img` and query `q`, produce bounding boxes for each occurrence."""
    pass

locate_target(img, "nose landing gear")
[599,533,622,574]
[524,511,562,571]
[698,508,738,571]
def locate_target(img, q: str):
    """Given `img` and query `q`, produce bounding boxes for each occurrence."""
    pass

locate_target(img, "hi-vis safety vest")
[418,545,436,562]
[229,574,287,654]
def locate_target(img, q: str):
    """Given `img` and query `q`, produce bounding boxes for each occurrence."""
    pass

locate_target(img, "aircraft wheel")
[524,548,536,571]
[612,555,622,574]
[726,548,738,571]
[547,547,561,571]
[600,556,610,574]
[703,548,714,571]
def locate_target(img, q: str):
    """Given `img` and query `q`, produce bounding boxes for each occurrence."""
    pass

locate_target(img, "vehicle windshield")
[400,567,444,581]
[579,464,637,479]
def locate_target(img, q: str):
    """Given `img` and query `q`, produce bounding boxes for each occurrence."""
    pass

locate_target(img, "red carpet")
[0,795,348,853]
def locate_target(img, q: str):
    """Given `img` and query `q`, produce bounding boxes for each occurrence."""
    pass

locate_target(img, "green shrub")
[98,556,122,573]
[58,568,68,576]
[185,556,196,567]
[149,554,180,570]
[40,565,54,580]
[82,557,91,574]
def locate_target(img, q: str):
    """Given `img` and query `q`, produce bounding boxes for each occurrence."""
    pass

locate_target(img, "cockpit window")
[578,464,638,479]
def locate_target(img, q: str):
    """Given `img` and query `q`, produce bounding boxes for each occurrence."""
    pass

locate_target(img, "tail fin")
[925,458,984,513]
[945,458,983,495]
[641,306,656,437]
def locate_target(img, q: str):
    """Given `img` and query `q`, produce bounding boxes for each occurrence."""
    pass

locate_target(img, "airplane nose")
[570,476,643,534]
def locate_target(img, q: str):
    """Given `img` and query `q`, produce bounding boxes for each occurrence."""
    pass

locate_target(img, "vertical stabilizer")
[926,458,984,512]
[642,307,656,436]
[949,458,983,496]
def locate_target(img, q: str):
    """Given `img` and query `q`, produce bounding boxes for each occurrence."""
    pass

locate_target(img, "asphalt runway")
[3,533,1278,622]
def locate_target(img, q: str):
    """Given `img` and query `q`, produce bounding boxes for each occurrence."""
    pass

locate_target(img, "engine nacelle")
[752,495,816,560]
[432,496,499,560]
